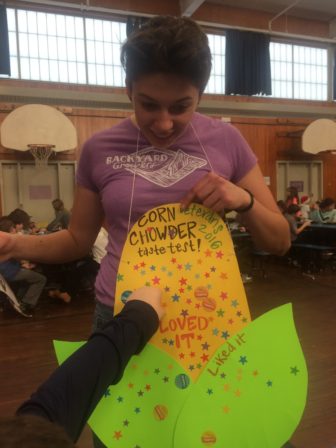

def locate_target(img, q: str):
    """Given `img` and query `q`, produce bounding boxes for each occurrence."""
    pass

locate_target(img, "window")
[270,41,328,101]
[205,33,226,94]
[4,8,126,86]
[3,7,333,101]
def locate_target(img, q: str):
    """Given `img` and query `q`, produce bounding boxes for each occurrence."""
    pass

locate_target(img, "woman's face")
[127,73,200,148]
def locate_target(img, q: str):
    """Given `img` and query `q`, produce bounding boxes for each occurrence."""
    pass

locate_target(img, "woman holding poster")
[0,16,290,328]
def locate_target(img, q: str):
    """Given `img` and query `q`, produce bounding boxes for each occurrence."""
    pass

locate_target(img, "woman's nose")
[153,111,173,133]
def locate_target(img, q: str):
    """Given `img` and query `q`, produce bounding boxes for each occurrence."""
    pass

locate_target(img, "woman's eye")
[142,103,158,111]
[169,104,189,114]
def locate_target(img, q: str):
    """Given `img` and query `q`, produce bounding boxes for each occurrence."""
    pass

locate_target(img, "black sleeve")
[16,300,159,442]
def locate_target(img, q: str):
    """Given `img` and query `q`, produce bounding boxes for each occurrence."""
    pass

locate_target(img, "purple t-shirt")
[76,112,257,306]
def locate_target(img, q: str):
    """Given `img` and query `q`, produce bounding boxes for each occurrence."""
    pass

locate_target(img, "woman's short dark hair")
[121,15,212,94]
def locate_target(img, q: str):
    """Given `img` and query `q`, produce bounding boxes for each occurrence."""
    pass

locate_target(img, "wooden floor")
[0,261,335,448]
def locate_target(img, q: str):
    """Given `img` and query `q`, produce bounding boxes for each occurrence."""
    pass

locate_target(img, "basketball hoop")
[28,144,55,169]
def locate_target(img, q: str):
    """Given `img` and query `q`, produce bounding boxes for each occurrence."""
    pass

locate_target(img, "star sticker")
[114,431,122,440]
[210,266,216,272]
[220,372,226,379]
[252,370,259,376]
[123,420,129,426]
[133,264,139,270]
[117,273,124,281]
[290,366,300,375]
[179,351,185,359]
[223,405,230,413]
[117,396,123,403]
[223,384,230,391]
[189,351,195,358]
[177,264,183,270]
[164,286,170,292]
[201,353,209,362]
[202,342,210,350]
[163,376,169,383]
[168,339,174,346]
[217,308,225,317]
[154,368,160,374]
[128,383,134,389]
[137,390,144,397]
[179,287,185,293]
[228,318,234,324]
[207,388,213,395]
[145,384,151,391]
[134,407,141,414]
[140,261,146,267]
[185,263,192,270]
[189,364,195,371]
[152,276,160,285]
[216,250,224,259]
[266,380,273,387]
[171,257,177,263]
[221,331,230,339]
[197,334,203,340]
[235,389,241,397]
[236,311,242,317]
[179,277,187,285]
[187,298,192,304]
[204,272,210,278]
[104,388,110,397]
[161,266,167,272]
[162,338,168,344]
[180,309,189,317]
[220,291,228,300]
[220,272,228,279]
[172,294,180,302]
[231,299,239,308]
[212,328,219,336]
[204,249,212,257]
[150,265,156,271]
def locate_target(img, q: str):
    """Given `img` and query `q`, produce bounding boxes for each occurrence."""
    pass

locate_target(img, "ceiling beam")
[179,0,206,17]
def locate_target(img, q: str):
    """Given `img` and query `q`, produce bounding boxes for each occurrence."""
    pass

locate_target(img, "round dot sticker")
[201,431,217,446]
[120,290,133,304]
[153,404,168,421]
[175,373,190,390]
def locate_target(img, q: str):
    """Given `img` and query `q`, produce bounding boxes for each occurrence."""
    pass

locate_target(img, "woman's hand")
[180,172,250,212]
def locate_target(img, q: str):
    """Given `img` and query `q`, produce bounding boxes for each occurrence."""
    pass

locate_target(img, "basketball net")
[27,144,55,169]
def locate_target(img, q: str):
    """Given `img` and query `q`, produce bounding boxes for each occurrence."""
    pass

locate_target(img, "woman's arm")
[181,165,290,255]
[236,165,290,255]
[0,186,104,264]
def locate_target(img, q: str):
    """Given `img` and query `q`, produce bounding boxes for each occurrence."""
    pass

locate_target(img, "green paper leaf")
[173,303,308,448]
[54,342,194,447]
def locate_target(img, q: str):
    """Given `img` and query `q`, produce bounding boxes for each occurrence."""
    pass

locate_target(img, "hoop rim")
[27,144,56,149]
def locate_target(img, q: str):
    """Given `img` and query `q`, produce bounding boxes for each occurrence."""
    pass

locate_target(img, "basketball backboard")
[0,104,77,152]
[302,118,336,154]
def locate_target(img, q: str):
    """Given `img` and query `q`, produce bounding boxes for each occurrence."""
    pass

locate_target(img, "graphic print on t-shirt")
[106,147,208,187]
